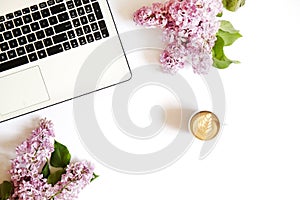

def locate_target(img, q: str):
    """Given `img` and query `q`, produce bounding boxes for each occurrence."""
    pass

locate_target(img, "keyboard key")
[72,19,80,27]
[0,56,29,73]
[53,32,68,44]
[34,41,44,50]
[91,23,99,31]
[3,31,13,40]
[93,31,101,40]
[31,22,40,31]
[74,0,82,7]
[0,34,3,42]
[9,39,18,48]
[40,19,49,28]
[30,5,38,12]
[101,28,109,38]
[25,44,35,53]
[0,42,9,51]
[0,53,8,62]
[27,33,36,42]
[14,17,24,27]
[16,47,26,56]
[58,13,69,22]
[21,25,31,34]
[70,10,77,18]
[82,0,90,4]
[50,3,66,15]
[88,14,95,22]
[18,36,27,45]
[12,28,22,37]
[0,23,5,32]
[7,50,17,59]
[22,8,30,14]
[49,16,58,25]
[41,9,51,18]
[56,0,64,3]
[25,46,35,57]
[5,21,14,30]
[67,30,75,39]
[39,2,47,9]
[98,20,107,30]
[32,12,42,21]
[80,16,88,25]
[0,16,5,22]
[47,0,55,6]
[66,1,75,9]
[45,27,54,36]
[86,34,94,43]
[36,30,46,39]
[14,11,22,17]
[46,44,63,56]
[92,2,103,20]
[28,52,38,62]
[78,37,87,45]
[75,27,83,36]
[37,50,47,59]
[23,15,32,24]
[6,13,14,20]
[85,5,93,13]
[77,7,85,16]
[63,42,71,50]
[70,39,78,48]
[83,25,91,34]
[54,21,72,33]
[43,38,53,47]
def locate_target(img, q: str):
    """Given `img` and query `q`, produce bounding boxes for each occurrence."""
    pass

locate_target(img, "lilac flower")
[133,0,223,74]
[47,161,94,200]
[7,119,96,200]
[9,119,54,199]
[160,43,187,74]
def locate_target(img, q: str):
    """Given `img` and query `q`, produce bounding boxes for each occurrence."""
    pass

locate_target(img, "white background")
[1,0,300,199]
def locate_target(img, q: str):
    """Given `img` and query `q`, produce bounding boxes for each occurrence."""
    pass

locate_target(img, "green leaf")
[217,30,242,46]
[47,169,66,186]
[212,20,242,69]
[42,162,50,178]
[50,140,71,168]
[219,20,240,34]
[90,173,99,182]
[212,36,239,69]
[0,181,13,200]
[222,0,246,12]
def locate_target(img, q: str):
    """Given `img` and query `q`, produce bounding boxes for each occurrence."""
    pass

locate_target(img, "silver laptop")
[0,0,131,122]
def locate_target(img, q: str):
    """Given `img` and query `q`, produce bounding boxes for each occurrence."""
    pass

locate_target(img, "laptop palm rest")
[0,66,50,116]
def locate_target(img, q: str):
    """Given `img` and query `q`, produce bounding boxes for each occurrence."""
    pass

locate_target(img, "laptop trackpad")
[0,66,50,115]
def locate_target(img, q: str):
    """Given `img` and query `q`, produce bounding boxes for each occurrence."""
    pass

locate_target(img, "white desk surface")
[1,0,300,199]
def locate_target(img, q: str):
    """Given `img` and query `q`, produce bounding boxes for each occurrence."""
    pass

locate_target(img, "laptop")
[0,0,131,122]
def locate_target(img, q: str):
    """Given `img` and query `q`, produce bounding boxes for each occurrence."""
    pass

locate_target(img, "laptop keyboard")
[0,0,109,73]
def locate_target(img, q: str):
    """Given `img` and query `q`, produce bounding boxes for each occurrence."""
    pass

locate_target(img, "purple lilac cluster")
[47,161,94,200]
[8,119,94,200]
[133,0,223,74]
[9,119,55,199]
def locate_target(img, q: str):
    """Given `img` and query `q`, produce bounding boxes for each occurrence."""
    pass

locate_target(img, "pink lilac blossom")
[8,119,95,200]
[9,119,54,200]
[133,0,223,74]
[47,161,94,200]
